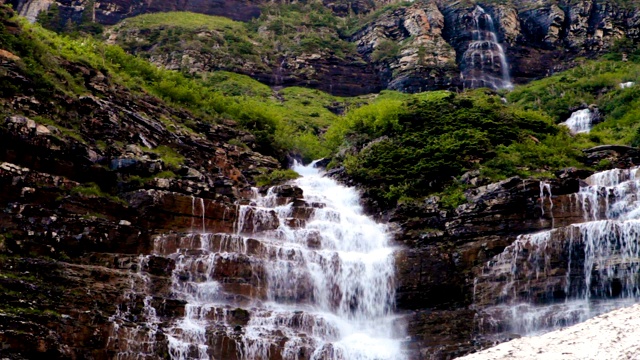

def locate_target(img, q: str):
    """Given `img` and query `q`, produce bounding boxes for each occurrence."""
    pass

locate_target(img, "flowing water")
[461,6,513,90]
[109,161,405,359]
[17,0,53,23]
[560,109,593,134]
[476,167,640,336]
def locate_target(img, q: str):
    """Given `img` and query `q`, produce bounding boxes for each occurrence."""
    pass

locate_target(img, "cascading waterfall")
[476,167,640,336]
[109,161,405,359]
[15,0,53,23]
[560,109,593,134]
[461,6,513,91]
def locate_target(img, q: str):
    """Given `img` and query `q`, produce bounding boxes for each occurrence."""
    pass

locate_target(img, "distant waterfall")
[475,167,640,337]
[560,109,593,134]
[461,6,513,90]
[16,0,53,23]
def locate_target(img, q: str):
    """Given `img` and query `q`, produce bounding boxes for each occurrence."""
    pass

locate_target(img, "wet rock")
[143,255,175,276]
[271,185,304,199]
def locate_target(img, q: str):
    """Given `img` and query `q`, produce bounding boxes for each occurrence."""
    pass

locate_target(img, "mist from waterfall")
[461,6,513,91]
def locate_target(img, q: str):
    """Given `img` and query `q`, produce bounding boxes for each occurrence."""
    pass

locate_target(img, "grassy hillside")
[108,6,359,70]
[7,3,640,209]
[326,55,640,206]
[3,7,373,163]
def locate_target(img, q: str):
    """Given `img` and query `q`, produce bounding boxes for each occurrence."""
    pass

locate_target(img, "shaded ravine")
[107,161,406,359]
[475,167,640,338]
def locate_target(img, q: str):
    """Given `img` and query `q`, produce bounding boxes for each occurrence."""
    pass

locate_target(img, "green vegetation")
[146,145,185,169]
[8,4,640,211]
[323,51,640,207]
[0,8,362,161]
[70,183,126,205]
[328,90,562,205]
[508,56,640,146]
[113,5,357,66]
[371,39,400,62]
[255,169,301,187]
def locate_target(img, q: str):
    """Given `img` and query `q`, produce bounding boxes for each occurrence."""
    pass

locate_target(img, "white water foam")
[560,109,593,134]
[477,167,640,336]
[110,161,406,359]
[461,6,513,90]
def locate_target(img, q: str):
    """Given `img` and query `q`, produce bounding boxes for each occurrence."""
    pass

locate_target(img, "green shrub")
[371,39,400,62]
[255,169,301,187]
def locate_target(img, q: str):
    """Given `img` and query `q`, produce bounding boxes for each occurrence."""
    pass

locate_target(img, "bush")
[255,169,300,187]
[331,90,561,204]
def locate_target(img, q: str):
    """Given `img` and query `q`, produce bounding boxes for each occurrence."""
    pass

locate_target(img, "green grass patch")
[146,145,185,169]
[255,169,300,187]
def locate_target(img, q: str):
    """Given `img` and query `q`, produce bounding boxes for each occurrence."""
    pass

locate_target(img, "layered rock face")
[356,0,640,91]
[11,0,640,95]
[387,157,640,358]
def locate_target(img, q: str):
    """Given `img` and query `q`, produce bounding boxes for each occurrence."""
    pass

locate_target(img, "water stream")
[109,161,405,359]
[461,6,513,90]
[476,167,640,336]
[560,109,593,135]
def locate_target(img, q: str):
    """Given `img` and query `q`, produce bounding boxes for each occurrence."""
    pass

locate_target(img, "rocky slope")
[13,0,638,95]
[0,6,285,358]
[3,2,640,360]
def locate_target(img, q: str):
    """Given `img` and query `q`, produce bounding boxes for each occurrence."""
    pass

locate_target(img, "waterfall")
[16,0,54,23]
[108,161,405,359]
[560,109,593,134]
[476,167,640,336]
[461,6,513,91]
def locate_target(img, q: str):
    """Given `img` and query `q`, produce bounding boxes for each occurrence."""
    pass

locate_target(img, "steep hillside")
[3,0,640,359]
[11,0,640,95]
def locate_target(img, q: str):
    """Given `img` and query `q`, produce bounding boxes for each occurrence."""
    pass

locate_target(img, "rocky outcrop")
[9,0,402,24]
[350,1,460,92]
[8,0,640,95]
[388,174,596,358]
[0,6,284,358]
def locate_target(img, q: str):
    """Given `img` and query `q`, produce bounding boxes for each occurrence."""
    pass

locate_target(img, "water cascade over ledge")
[475,167,640,337]
[107,161,406,359]
[461,6,513,90]
[560,109,593,134]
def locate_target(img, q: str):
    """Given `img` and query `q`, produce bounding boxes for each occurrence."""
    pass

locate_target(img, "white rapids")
[476,167,640,336]
[108,161,406,360]
[560,108,593,134]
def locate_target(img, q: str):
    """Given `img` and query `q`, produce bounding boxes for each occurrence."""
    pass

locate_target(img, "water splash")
[477,168,640,336]
[560,109,593,134]
[461,6,513,90]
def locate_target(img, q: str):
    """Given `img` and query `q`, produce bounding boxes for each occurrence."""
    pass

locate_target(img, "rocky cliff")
[0,6,287,358]
[11,0,638,95]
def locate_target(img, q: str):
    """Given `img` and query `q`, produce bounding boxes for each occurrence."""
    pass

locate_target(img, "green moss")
[255,169,300,187]
[146,145,185,169]
[329,90,562,204]
[438,185,468,211]
[70,183,127,205]
[371,39,400,62]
